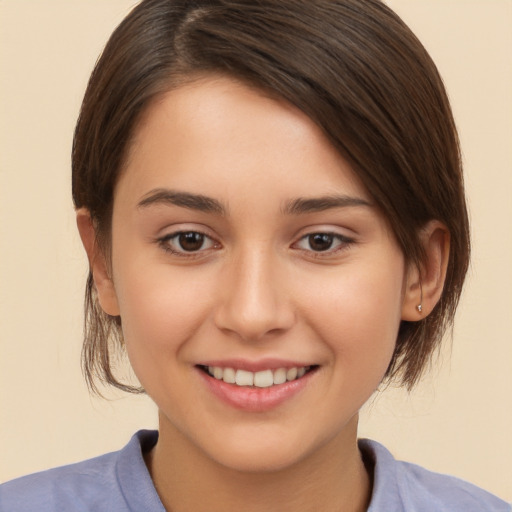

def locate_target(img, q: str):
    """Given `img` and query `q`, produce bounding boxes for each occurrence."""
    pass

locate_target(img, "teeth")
[207,365,310,387]
[253,370,273,388]
[273,368,287,385]
[286,367,298,381]
[235,369,254,386]
[223,367,236,384]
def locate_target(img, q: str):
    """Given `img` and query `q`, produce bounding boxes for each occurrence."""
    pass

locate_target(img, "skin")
[77,75,449,512]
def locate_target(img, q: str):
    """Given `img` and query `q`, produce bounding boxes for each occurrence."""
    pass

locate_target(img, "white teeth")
[254,370,273,388]
[222,367,236,384]
[235,369,254,386]
[286,367,297,381]
[273,368,287,385]
[206,365,311,387]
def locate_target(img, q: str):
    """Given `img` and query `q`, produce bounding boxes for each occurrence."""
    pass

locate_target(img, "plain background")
[0,0,511,502]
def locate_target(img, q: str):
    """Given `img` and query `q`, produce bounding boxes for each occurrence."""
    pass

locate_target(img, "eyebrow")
[137,189,371,216]
[137,189,226,214]
[282,195,372,215]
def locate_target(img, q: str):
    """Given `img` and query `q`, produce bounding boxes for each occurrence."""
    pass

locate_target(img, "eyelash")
[156,231,354,258]
[294,232,354,257]
[157,230,218,257]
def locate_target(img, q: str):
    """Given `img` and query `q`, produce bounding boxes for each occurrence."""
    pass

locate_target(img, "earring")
[416,281,423,314]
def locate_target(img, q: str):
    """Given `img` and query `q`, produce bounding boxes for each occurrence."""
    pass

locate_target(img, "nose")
[213,247,296,342]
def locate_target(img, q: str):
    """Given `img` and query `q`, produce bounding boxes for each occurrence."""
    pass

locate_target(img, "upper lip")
[196,358,314,373]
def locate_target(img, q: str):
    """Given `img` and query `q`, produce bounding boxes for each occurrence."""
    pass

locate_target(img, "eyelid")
[154,224,355,258]
[156,228,220,257]
[292,230,355,256]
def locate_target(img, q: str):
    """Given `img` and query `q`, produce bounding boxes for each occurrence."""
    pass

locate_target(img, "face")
[105,76,409,472]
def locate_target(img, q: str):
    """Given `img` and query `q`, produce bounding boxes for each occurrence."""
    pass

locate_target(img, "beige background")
[1,0,511,502]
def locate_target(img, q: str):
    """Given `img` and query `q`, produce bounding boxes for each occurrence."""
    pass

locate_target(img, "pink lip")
[197,358,309,372]
[196,364,317,412]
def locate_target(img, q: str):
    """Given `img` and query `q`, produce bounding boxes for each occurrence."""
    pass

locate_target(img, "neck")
[145,414,371,512]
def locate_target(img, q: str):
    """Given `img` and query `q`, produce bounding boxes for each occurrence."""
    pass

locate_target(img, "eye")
[295,232,352,253]
[159,231,217,254]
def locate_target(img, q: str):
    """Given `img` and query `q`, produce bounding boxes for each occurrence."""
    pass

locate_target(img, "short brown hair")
[72,0,470,394]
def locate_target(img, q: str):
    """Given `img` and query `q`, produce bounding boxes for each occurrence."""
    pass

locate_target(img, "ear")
[402,220,450,321]
[76,208,120,316]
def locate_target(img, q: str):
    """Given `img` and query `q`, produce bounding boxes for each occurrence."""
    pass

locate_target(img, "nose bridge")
[214,243,294,341]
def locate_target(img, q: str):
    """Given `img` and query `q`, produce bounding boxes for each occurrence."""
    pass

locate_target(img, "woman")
[1,1,509,510]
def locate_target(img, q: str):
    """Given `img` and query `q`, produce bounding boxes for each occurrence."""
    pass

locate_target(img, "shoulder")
[0,451,119,512]
[0,430,161,512]
[396,459,511,511]
[359,439,511,512]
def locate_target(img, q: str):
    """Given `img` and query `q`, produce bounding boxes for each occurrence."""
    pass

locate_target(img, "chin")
[196,421,343,475]
[208,441,310,474]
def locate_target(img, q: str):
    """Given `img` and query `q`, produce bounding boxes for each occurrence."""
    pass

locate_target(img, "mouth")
[197,364,318,388]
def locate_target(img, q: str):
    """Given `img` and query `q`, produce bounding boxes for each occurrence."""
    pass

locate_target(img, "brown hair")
[72,0,470,394]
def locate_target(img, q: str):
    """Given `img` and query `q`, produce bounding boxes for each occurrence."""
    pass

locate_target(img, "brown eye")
[294,232,353,255]
[308,233,334,252]
[178,232,206,251]
[159,231,216,255]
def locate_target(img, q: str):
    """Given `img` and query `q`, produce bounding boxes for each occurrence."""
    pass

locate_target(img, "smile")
[200,365,314,388]
[197,363,318,411]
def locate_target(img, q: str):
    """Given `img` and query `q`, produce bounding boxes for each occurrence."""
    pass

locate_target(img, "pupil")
[179,232,204,251]
[309,233,333,251]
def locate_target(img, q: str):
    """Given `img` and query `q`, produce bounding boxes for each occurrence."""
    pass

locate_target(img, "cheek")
[298,260,404,373]
[112,259,215,374]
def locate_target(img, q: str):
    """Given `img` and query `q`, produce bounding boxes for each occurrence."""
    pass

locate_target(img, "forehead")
[117,75,370,208]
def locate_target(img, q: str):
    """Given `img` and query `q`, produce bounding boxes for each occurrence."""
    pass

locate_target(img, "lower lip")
[197,368,315,412]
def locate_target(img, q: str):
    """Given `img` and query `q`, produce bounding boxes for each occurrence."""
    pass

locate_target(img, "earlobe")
[76,208,120,317]
[402,220,450,321]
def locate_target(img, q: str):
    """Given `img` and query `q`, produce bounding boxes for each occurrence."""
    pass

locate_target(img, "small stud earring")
[416,281,423,314]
